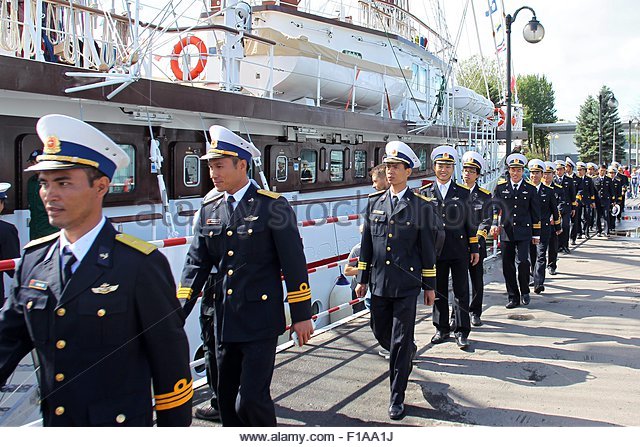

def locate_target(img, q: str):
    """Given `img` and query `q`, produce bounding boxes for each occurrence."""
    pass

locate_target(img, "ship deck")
[193,199,640,427]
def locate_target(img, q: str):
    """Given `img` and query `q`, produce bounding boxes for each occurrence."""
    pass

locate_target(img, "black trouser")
[558,211,571,249]
[619,195,626,221]
[548,230,559,269]
[199,312,219,410]
[216,337,278,427]
[468,246,486,318]
[582,204,594,235]
[370,294,417,406]
[501,239,530,302]
[609,204,617,230]
[434,257,470,336]
[596,203,610,234]
[530,236,550,287]
[570,204,583,241]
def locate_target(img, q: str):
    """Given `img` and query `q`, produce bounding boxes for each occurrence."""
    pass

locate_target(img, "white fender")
[329,274,353,323]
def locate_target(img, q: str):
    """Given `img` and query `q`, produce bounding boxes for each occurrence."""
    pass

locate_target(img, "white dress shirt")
[58,216,107,273]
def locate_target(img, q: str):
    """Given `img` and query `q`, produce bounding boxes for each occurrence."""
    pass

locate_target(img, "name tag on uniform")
[28,279,48,291]
[372,210,385,215]
[206,218,221,225]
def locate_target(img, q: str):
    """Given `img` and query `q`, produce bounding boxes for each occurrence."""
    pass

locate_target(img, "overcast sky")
[410,0,640,121]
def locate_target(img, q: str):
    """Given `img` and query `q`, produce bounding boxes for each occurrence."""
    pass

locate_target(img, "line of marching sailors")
[0,114,632,426]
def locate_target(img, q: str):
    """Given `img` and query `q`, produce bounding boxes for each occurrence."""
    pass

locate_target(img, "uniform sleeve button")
[261,294,268,301]
[97,309,106,317]
[55,406,65,416]
[116,414,126,424]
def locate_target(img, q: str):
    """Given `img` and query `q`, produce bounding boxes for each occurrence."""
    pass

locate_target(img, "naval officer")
[0,114,192,426]
[418,146,479,348]
[575,161,596,239]
[554,160,576,253]
[543,161,562,276]
[178,125,313,427]
[460,151,492,327]
[0,183,20,303]
[355,141,437,420]
[490,153,541,308]
[527,159,561,295]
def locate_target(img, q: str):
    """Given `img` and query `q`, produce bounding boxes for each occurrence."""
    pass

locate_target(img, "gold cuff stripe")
[554,219,561,225]
[469,237,479,243]
[154,378,193,400]
[155,388,194,411]
[288,293,311,303]
[477,230,488,238]
[176,287,193,299]
[287,290,311,298]
[532,223,542,229]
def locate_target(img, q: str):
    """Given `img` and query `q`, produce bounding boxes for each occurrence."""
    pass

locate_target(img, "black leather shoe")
[505,300,520,309]
[455,333,470,349]
[431,331,450,344]
[577,234,583,239]
[534,285,545,294]
[521,294,530,305]
[548,267,557,275]
[571,240,576,246]
[388,403,405,420]
[471,314,482,326]
[195,404,221,422]
[528,280,534,286]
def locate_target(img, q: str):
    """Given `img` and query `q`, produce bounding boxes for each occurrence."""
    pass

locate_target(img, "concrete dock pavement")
[193,231,640,427]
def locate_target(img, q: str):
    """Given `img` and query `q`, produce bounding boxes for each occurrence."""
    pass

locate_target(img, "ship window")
[109,144,136,194]
[344,147,351,170]
[418,148,428,172]
[275,155,288,182]
[354,150,367,178]
[330,150,344,182]
[183,155,201,187]
[342,50,362,59]
[411,64,419,91]
[300,149,317,183]
[375,147,382,165]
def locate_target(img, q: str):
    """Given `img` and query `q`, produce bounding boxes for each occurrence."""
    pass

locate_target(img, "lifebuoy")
[495,108,506,127]
[170,36,208,81]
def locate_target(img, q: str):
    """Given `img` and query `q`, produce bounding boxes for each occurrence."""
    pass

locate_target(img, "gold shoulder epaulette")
[497,178,507,185]
[368,190,385,197]
[478,187,490,195]
[526,180,535,186]
[23,232,60,250]
[457,182,470,190]
[257,189,282,199]
[416,194,434,202]
[555,184,563,189]
[116,233,157,255]
[202,192,224,206]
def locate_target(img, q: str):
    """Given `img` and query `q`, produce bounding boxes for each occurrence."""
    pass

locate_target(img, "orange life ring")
[495,108,506,127]
[170,36,208,81]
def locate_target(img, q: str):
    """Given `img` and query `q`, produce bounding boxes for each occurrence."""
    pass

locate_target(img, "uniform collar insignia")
[99,253,109,260]
[28,279,49,290]
[91,283,119,294]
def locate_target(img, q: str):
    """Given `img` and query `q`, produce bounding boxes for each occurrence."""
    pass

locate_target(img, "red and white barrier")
[298,214,360,227]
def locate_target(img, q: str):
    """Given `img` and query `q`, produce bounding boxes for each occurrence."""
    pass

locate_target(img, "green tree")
[574,96,599,162]
[456,55,502,106]
[516,74,557,159]
[575,86,626,164]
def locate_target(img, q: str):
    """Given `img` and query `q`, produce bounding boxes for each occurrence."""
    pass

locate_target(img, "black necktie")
[391,195,399,210]
[513,183,519,192]
[61,246,76,287]
[226,195,235,217]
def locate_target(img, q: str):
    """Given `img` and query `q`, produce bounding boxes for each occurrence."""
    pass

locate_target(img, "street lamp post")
[598,92,618,166]
[505,6,545,157]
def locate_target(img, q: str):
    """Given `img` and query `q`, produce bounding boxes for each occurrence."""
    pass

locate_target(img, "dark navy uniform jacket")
[179,182,312,343]
[555,175,577,214]
[534,183,562,242]
[593,175,615,206]
[356,189,437,297]
[612,175,624,203]
[0,223,192,427]
[418,182,479,260]
[0,220,20,302]
[468,185,492,257]
[576,175,596,206]
[492,178,542,242]
[615,172,628,198]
